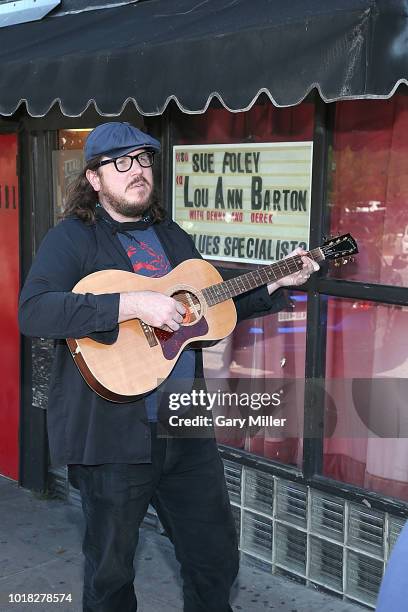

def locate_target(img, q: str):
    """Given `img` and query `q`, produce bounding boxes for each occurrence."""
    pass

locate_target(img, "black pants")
[68,425,239,612]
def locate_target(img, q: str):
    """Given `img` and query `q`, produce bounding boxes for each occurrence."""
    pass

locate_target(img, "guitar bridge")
[140,320,158,347]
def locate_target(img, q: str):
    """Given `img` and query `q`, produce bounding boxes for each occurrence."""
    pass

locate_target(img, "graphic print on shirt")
[117,226,196,422]
[126,241,170,277]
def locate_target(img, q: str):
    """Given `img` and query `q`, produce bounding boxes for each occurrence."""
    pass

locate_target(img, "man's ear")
[86,168,101,192]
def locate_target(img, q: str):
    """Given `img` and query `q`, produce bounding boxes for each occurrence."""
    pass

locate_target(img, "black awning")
[1,0,408,117]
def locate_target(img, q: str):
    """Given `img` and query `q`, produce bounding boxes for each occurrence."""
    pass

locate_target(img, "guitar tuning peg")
[334,260,341,267]
[342,258,348,265]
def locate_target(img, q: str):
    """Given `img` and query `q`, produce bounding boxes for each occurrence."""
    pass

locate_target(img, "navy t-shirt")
[118,226,196,421]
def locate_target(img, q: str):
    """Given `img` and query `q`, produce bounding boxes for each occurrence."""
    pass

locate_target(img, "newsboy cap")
[84,122,161,161]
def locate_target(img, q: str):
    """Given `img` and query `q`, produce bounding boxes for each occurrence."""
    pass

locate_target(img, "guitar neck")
[202,247,325,306]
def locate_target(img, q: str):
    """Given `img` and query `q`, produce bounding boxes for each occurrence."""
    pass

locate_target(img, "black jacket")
[19,214,287,466]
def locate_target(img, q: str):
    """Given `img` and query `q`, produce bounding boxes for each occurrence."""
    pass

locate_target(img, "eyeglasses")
[97,150,155,173]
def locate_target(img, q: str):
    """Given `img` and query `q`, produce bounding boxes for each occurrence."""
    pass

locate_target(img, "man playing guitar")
[19,122,318,612]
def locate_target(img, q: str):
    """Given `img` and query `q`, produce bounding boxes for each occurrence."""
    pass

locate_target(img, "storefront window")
[175,101,314,146]
[328,95,408,287]
[52,129,91,223]
[204,292,307,467]
[174,102,314,466]
[323,296,408,500]
[34,130,92,423]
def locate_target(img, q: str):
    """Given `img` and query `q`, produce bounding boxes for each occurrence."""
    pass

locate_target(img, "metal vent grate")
[220,459,408,608]
[241,551,272,573]
[275,523,307,576]
[32,338,54,410]
[68,483,82,508]
[243,467,274,515]
[231,503,241,545]
[346,550,384,606]
[348,505,384,557]
[241,510,273,561]
[309,535,343,591]
[310,491,344,542]
[276,479,307,528]
[388,517,406,555]
[223,460,242,504]
[48,466,69,499]
[143,505,161,530]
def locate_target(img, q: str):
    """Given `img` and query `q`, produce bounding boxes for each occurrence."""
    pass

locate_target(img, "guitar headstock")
[321,233,358,263]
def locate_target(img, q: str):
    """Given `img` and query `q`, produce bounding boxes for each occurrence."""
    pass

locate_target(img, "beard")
[99,176,153,219]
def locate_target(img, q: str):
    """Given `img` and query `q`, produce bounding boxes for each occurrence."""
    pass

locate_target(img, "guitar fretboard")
[202,248,324,306]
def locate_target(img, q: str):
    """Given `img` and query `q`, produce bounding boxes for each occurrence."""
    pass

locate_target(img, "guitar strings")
[203,249,323,306]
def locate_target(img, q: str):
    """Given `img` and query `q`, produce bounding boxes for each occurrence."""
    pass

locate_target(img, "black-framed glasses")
[98,150,155,173]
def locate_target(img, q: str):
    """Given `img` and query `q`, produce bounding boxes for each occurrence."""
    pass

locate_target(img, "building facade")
[1,0,408,608]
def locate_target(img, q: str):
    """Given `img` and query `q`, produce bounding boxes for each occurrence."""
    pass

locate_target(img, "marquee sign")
[173,142,313,264]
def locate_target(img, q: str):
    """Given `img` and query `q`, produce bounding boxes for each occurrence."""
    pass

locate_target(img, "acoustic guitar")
[67,233,358,401]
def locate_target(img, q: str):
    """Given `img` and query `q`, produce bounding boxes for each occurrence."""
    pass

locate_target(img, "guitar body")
[67,259,237,401]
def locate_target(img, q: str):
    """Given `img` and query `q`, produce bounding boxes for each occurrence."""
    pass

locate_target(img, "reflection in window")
[52,129,91,224]
[204,292,307,468]
[328,95,408,287]
[323,296,408,500]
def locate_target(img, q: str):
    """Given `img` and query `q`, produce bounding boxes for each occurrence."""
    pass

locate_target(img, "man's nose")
[130,160,143,175]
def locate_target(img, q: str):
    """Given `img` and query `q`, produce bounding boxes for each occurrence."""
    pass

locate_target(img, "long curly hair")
[61,156,166,224]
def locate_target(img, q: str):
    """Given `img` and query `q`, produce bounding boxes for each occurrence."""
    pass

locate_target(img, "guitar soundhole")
[172,290,202,326]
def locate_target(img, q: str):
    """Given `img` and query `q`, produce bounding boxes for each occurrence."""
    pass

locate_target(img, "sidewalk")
[0,475,364,612]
